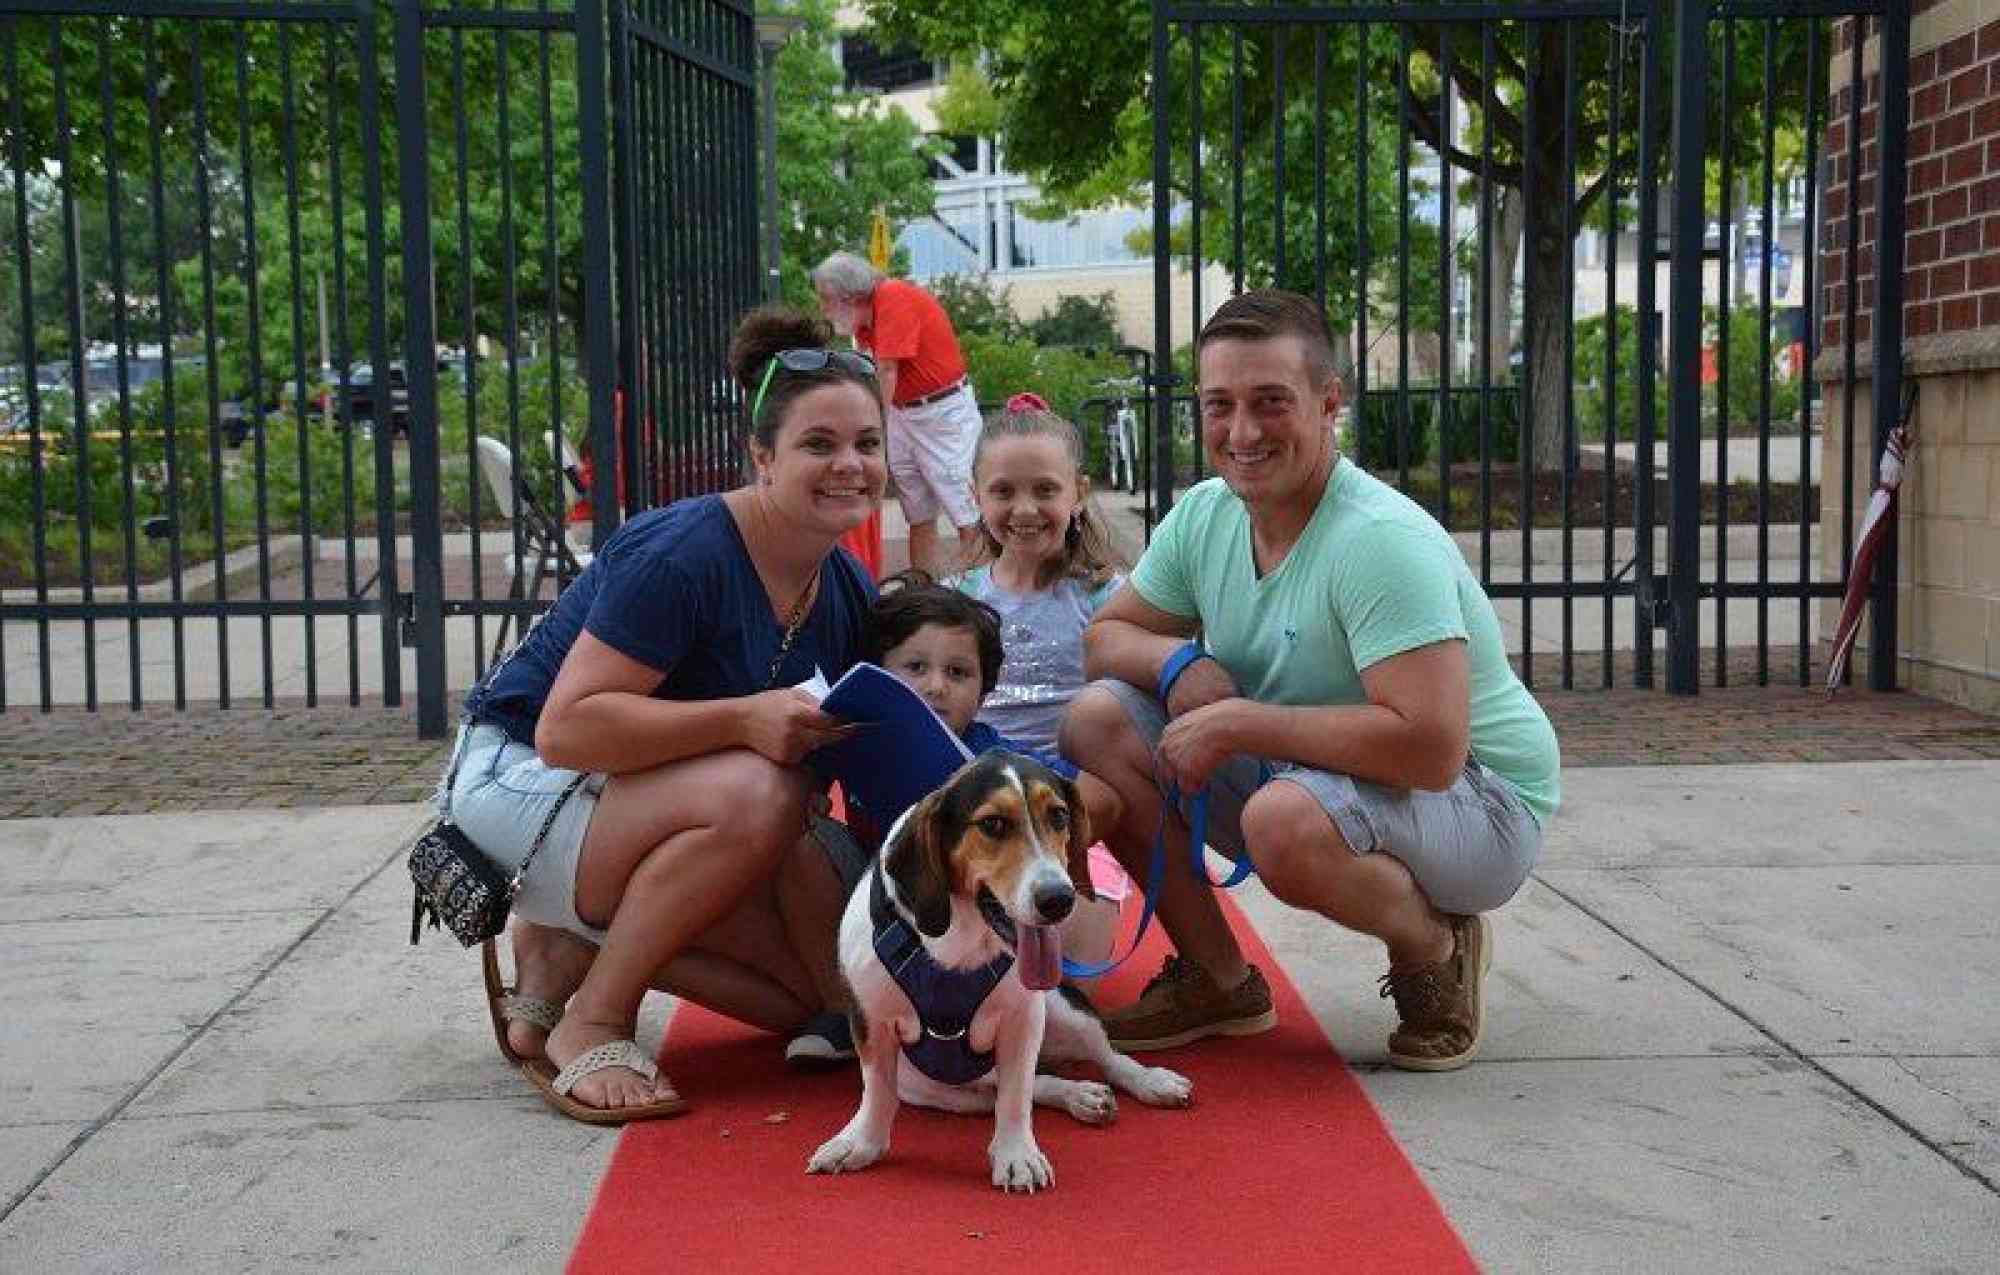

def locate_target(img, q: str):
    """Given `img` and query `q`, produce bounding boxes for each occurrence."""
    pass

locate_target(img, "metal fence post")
[393,0,447,737]
[1868,7,1911,690]
[576,0,622,550]
[605,0,641,521]
[356,0,402,709]
[1665,0,1711,695]
[1149,0,1177,521]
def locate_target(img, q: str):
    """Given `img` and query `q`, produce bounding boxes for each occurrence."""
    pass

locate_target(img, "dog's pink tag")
[1017,923,1062,991]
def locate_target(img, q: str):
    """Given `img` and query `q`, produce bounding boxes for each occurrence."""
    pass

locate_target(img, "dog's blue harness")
[868,864,1013,1085]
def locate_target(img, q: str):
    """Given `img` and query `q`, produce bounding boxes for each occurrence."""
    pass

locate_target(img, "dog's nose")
[1032,879,1075,924]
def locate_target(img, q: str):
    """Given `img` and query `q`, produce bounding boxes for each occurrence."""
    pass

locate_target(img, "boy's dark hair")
[1196,288,1339,389]
[863,570,1004,697]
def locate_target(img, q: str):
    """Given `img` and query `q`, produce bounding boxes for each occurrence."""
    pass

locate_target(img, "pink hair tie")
[1005,392,1050,414]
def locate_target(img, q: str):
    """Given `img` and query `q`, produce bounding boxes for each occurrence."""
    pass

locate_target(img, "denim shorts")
[442,723,874,947]
[1098,679,1540,915]
[444,723,610,945]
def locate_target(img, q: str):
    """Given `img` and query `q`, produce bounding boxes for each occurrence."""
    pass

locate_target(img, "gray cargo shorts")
[1097,679,1539,915]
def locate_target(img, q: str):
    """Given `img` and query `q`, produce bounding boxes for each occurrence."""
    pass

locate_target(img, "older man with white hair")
[811,251,984,574]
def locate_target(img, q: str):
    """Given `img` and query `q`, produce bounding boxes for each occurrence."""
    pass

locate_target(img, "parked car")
[219,400,254,448]
[334,362,410,436]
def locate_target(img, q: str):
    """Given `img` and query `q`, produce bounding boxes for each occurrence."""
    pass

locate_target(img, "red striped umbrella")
[1825,385,1919,696]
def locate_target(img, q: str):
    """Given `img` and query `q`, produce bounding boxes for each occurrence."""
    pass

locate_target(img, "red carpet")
[568,898,1476,1274]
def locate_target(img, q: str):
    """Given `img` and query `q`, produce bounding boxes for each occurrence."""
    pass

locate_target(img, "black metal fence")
[0,0,758,735]
[1147,0,1908,693]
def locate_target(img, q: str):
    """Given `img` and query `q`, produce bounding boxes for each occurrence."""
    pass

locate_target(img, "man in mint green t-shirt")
[1062,289,1559,1073]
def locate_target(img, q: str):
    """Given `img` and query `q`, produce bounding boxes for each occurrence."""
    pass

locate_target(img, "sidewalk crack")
[1535,873,2000,1200]
[0,840,413,1224]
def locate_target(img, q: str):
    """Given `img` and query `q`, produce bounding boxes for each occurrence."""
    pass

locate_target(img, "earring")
[760,472,773,487]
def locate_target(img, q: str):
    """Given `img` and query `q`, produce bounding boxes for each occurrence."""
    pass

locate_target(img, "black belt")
[897,379,966,409]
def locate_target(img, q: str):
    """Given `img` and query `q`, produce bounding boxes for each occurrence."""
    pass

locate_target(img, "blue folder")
[808,662,974,829]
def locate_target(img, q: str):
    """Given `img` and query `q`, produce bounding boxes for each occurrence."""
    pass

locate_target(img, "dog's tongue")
[1017,923,1062,990]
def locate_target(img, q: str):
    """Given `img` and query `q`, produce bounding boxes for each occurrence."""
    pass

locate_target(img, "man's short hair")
[1196,288,1339,388]
[810,251,883,302]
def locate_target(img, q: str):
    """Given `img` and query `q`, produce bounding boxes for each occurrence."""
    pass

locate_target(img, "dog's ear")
[1057,773,1098,903]
[886,786,957,938]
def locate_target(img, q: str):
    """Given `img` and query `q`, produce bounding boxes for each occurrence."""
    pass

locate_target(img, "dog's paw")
[989,1138,1054,1193]
[1128,1065,1193,1108]
[807,1130,888,1176]
[1059,1080,1117,1125]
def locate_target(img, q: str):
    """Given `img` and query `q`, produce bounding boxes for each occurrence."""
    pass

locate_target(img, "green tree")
[868,2,1815,470]
[1024,291,1119,350]
[868,3,1443,391]
[927,272,1023,342]
[767,1,939,307]
[0,14,584,397]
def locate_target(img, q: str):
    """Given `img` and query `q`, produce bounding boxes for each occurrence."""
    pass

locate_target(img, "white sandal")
[522,1039,689,1125]
[482,939,563,1066]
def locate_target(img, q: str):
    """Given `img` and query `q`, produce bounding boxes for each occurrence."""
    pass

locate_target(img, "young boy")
[784,573,1127,1071]
[877,574,1124,928]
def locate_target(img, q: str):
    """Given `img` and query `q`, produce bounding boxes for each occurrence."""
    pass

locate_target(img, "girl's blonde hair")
[966,392,1125,591]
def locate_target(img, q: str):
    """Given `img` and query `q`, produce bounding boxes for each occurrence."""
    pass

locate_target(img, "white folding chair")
[474,436,589,660]
[546,430,597,561]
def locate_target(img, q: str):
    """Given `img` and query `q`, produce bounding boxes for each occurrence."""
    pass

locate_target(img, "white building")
[837,26,1230,348]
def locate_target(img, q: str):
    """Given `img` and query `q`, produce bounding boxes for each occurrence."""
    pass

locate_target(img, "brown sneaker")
[1103,955,1278,1052]
[1379,913,1493,1072]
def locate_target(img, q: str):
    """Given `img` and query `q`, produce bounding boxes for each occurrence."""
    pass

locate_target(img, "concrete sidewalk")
[2,760,1995,1272]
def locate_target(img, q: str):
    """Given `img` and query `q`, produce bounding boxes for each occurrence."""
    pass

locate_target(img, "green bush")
[959,332,1132,476]
[1439,387,1523,465]
[1352,392,1435,470]
[1573,303,1801,441]
[1024,292,1120,351]
[929,274,1022,343]
[1709,303,1804,434]
[961,333,1130,421]
[0,373,232,536]
[1573,304,1666,445]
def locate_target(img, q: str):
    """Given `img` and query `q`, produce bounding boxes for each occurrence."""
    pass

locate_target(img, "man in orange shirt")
[812,251,983,575]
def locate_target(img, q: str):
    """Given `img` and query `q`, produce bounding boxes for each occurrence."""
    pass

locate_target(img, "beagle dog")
[807,752,1192,1192]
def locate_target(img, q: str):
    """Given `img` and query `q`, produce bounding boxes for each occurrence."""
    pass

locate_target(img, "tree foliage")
[767,0,939,308]
[4,5,934,412]
[864,0,1817,469]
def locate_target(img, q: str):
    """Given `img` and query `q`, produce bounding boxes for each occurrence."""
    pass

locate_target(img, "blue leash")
[1058,783,1257,980]
[1056,643,1258,979]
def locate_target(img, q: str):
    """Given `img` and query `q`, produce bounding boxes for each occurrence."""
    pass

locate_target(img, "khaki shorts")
[1097,679,1540,915]
[887,383,982,528]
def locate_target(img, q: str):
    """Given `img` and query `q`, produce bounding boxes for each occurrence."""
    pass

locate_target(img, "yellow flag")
[867,208,892,270]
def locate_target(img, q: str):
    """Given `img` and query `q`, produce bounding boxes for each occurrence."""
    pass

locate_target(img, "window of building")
[1007,206,1147,270]
[901,214,984,277]
[842,33,934,93]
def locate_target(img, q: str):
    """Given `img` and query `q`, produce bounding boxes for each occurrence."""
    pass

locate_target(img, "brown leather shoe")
[1103,955,1278,1052]
[1379,913,1492,1072]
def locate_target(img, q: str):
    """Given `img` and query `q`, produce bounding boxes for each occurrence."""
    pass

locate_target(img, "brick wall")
[1820,13,2000,349]
[1816,5,2000,714]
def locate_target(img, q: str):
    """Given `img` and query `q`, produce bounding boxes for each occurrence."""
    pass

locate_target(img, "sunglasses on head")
[752,348,879,424]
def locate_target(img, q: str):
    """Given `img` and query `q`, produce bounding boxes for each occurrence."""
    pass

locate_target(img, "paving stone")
[3,632,1995,816]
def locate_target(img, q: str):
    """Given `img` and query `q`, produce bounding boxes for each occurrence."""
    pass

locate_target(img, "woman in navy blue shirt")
[448,307,883,1121]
